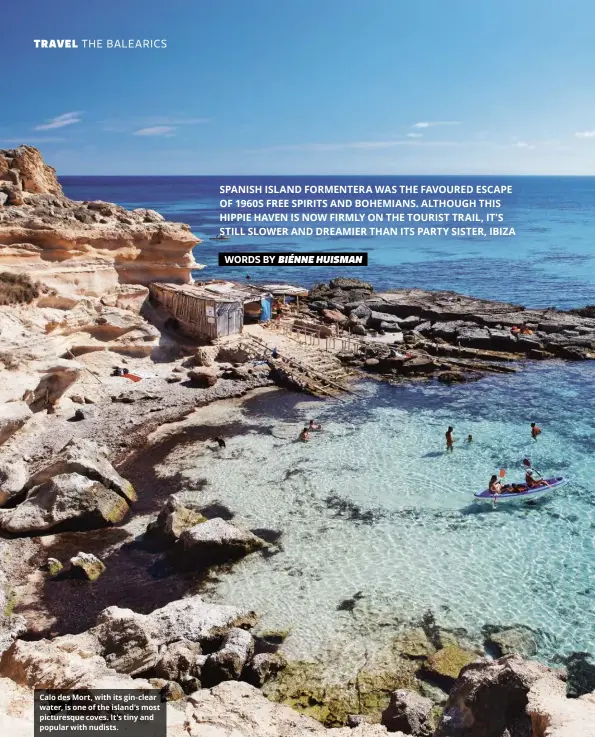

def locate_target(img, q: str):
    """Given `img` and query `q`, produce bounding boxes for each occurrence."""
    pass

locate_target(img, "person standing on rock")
[531,422,542,440]
[446,426,455,452]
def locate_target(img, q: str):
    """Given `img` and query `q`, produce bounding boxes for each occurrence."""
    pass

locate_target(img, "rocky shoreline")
[0,146,593,736]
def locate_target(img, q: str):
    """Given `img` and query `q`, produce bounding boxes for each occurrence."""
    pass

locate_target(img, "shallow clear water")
[159,363,594,672]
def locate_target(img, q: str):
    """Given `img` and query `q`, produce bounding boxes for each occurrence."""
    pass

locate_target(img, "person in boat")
[489,475,502,494]
[445,426,455,452]
[309,419,322,432]
[531,422,542,440]
[299,427,310,442]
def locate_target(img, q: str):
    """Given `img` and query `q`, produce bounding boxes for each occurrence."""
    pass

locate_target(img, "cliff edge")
[0,146,203,294]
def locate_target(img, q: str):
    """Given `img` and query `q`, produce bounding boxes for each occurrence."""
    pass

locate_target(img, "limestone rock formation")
[381,689,434,735]
[70,552,106,581]
[0,146,202,294]
[434,654,565,737]
[22,359,81,412]
[0,637,150,690]
[0,473,129,533]
[187,366,218,387]
[146,495,207,544]
[23,438,136,503]
[179,517,268,566]
[0,146,62,196]
[0,401,32,446]
[96,596,257,652]
[202,627,255,686]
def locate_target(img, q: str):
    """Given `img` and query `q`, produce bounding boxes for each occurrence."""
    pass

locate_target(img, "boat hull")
[474,477,567,503]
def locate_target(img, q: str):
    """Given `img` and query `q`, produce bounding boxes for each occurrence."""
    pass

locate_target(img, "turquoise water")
[59,176,595,671]
[157,362,594,673]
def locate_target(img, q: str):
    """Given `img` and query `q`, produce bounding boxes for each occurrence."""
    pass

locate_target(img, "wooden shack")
[149,281,270,341]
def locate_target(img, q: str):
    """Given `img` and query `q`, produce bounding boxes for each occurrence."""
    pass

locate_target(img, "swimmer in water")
[309,419,322,431]
[445,426,455,452]
[299,427,310,442]
[466,434,473,443]
[531,422,542,440]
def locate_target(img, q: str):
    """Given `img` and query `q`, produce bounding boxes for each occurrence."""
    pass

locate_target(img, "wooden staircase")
[235,333,355,398]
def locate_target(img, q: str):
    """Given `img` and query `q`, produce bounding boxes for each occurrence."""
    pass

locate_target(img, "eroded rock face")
[434,654,564,737]
[0,146,62,195]
[0,147,202,293]
[381,689,433,736]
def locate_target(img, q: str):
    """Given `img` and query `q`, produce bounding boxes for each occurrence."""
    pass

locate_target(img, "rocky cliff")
[0,146,202,295]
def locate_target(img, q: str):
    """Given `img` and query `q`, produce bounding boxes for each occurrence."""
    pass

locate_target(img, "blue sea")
[61,176,595,673]
[61,175,595,309]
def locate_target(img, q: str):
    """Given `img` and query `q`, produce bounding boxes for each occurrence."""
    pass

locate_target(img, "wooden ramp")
[231,333,355,398]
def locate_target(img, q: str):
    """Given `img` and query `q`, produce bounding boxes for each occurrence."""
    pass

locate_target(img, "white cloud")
[412,121,460,129]
[407,133,423,138]
[512,141,535,149]
[35,112,82,130]
[575,130,595,138]
[134,126,176,137]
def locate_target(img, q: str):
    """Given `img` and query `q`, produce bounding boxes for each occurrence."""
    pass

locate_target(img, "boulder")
[0,458,28,506]
[322,309,348,324]
[243,652,287,687]
[394,627,436,659]
[131,596,257,647]
[202,628,255,686]
[329,277,373,292]
[434,654,563,737]
[565,652,595,698]
[483,624,539,658]
[95,608,160,675]
[146,495,207,544]
[424,645,478,687]
[381,689,433,736]
[23,438,136,503]
[0,638,149,690]
[187,367,218,387]
[22,360,81,412]
[153,639,202,682]
[194,346,217,366]
[369,311,401,328]
[46,558,63,577]
[70,553,105,581]
[148,677,185,701]
[179,518,267,566]
[0,401,32,446]
[0,473,129,534]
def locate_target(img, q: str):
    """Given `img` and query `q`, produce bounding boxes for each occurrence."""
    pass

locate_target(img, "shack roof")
[257,283,309,297]
[151,280,269,304]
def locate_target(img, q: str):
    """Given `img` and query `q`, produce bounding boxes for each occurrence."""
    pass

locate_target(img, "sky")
[3,0,595,175]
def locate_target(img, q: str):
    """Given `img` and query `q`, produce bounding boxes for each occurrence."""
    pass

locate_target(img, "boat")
[474,477,568,503]
[210,234,230,241]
